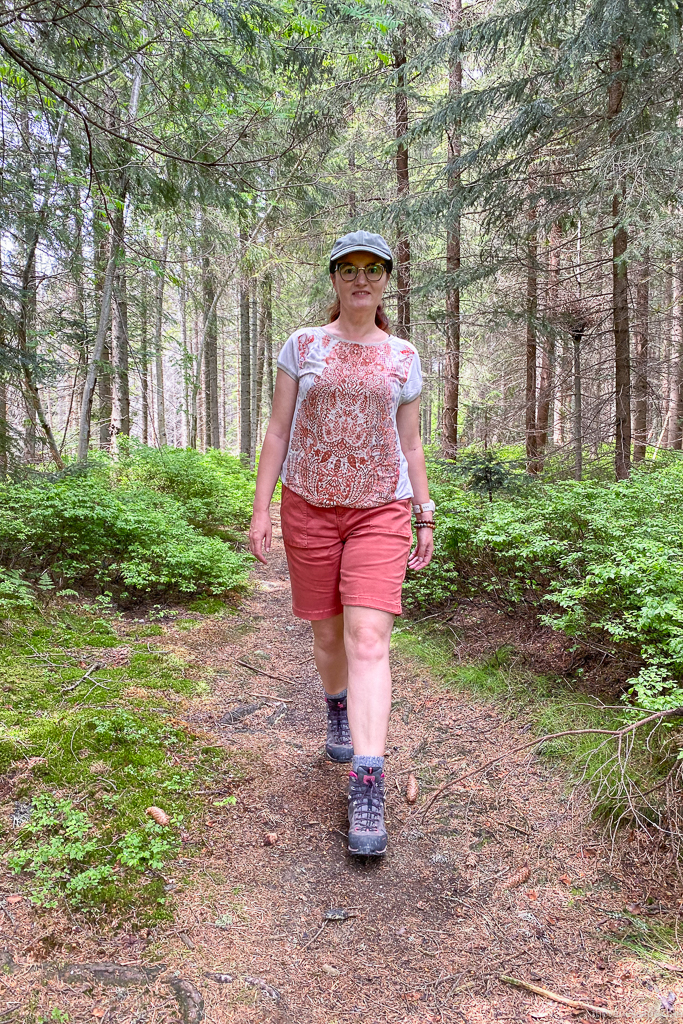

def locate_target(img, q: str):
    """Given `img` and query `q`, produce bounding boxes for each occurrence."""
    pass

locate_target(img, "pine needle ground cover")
[0,607,240,920]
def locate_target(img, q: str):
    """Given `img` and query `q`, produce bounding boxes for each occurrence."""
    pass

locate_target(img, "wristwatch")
[412,500,436,514]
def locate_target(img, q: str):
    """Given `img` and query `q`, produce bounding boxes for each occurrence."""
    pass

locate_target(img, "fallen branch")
[62,662,103,693]
[237,660,299,685]
[499,974,616,1017]
[417,707,683,819]
[249,692,294,703]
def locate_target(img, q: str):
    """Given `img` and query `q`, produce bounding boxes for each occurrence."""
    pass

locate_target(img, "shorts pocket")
[280,486,308,549]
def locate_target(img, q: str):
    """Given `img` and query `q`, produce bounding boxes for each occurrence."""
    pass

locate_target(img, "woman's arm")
[249,370,299,564]
[396,397,434,571]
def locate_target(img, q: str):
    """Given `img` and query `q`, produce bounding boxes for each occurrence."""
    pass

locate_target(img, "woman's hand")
[408,516,434,571]
[249,509,273,565]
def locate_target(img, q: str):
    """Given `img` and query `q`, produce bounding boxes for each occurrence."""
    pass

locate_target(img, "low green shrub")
[0,447,255,604]
[404,455,683,711]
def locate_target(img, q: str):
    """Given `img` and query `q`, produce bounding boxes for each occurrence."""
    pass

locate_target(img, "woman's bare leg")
[310,613,347,696]
[343,605,393,757]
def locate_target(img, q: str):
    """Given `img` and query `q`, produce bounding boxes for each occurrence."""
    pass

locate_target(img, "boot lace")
[349,772,384,832]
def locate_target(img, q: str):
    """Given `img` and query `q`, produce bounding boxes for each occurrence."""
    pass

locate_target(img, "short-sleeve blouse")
[277,326,422,509]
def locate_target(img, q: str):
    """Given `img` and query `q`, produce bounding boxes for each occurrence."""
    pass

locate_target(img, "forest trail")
[5,513,680,1024]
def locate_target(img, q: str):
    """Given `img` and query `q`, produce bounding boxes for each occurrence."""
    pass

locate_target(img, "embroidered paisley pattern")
[284,338,414,508]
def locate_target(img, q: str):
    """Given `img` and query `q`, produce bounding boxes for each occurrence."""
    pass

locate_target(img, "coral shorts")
[280,486,413,620]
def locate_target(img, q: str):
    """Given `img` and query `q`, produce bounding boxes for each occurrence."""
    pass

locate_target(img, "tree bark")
[394,26,411,341]
[239,239,251,462]
[632,253,649,462]
[154,235,169,448]
[608,40,631,480]
[77,232,119,461]
[140,271,149,445]
[255,286,267,453]
[250,286,258,467]
[526,207,538,473]
[262,274,274,411]
[443,0,462,458]
[110,208,130,449]
[537,220,561,459]
[669,262,683,450]
[202,229,220,449]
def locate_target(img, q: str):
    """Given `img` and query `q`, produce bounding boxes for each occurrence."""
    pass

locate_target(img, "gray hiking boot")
[347,766,387,856]
[325,692,353,763]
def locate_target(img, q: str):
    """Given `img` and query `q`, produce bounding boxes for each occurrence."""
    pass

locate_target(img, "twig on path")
[62,662,103,693]
[499,975,616,1017]
[415,708,683,819]
[237,659,299,685]
[249,692,294,703]
[496,819,529,837]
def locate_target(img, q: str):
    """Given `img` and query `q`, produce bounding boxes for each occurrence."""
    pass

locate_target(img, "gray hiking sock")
[352,754,384,773]
[324,688,347,701]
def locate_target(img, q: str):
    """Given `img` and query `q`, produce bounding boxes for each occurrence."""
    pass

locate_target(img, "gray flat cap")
[329,230,393,273]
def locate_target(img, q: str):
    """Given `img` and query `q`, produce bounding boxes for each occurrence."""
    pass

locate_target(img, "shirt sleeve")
[276,333,300,382]
[399,349,423,404]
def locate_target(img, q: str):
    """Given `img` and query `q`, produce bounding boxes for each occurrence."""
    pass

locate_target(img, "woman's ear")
[330,273,338,295]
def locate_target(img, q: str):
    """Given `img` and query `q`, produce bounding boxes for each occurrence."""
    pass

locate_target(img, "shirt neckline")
[314,325,397,348]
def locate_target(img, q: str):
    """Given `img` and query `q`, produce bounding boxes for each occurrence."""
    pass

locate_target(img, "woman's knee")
[312,615,345,656]
[344,618,391,663]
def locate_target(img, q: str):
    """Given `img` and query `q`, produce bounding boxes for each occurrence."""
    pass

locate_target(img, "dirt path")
[4,513,681,1022]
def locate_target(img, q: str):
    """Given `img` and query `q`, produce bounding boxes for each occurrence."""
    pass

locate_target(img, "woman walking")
[249,230,434,855]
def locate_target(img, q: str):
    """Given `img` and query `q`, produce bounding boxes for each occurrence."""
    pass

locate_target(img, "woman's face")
[331,250,389,316]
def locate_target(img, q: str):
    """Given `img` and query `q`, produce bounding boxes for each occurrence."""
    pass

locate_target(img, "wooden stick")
[237,659,299,685]
[62,662,102,693]
[417,707,683,818]
[499,975,616,1017]
[249,692,294,703]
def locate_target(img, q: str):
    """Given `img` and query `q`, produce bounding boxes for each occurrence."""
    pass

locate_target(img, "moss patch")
[0,609,237,922]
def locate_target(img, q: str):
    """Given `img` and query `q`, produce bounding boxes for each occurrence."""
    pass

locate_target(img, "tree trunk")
[633,253,649,462]
[573,328,583,480]
[394,26,410,341]
[95,209,113,450]
[443,0,462,457]
[110,209,130,450]
[202,232,220,449]
[140,272,150,445]
[255,289,267,453]
[608,40,631,480]
[239,266,251,461]
[78,230,120,461]
[669,263,683,450]
[154,235,169,448]
[262,274,274,411]
[525,209,538,473]
[179,277,191,447]
[250,286,258,467]
[537,220,561,459]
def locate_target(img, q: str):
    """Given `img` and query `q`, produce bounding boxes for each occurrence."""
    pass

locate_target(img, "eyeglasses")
[335,262,386,282]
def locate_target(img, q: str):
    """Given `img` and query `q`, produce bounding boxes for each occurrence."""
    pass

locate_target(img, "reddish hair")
[327,297,390,332]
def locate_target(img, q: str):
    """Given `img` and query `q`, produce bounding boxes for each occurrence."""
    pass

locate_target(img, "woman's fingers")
[408,533,434,571]
[249,513,272,565]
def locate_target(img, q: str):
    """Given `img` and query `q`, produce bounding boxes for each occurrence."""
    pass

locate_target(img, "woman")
[249,230,435,856]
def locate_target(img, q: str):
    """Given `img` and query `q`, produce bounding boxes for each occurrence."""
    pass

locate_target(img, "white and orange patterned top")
[277,326,422,509]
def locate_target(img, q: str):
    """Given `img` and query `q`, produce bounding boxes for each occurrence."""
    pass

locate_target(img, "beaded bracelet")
[415,521,435,529]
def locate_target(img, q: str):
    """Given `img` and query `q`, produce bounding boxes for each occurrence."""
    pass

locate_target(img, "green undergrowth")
[403,453,683,716]
[0,444,256,609]
[393,622,678,826]
[0,605,239,921]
